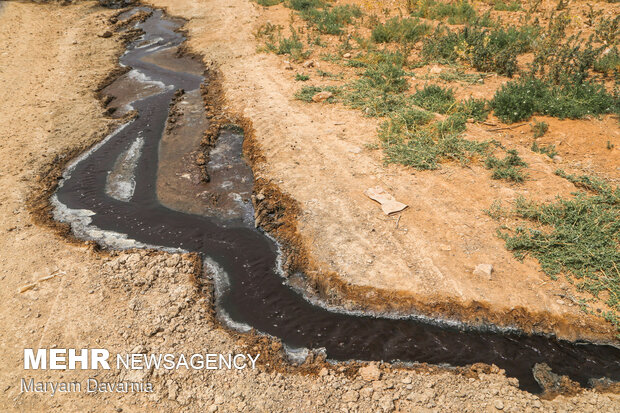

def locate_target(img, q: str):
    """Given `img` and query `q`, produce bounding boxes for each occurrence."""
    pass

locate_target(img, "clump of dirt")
[533,363,582,399]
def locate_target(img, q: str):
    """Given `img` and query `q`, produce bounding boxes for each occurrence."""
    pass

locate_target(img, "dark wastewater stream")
[52,8,620,393]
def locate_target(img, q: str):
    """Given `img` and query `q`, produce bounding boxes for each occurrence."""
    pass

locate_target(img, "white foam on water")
[127,68,168,90]
[205,257,253,333]
[136,36,164,49]
[283,345,310,365]
[105,135,145,202]
[51,194,182,254]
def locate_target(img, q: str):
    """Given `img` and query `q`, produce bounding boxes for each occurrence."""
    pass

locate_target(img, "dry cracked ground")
[0,0,619,412]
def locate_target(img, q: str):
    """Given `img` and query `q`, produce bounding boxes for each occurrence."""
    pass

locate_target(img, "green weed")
[595,15,620,46]
[294,85,340,102]
[491,77,619,122]
[371,17,431,44]
[411,0,485,26]
[484,149,528,182]
[261,25,310,61]
[531,120,549,138]
[381,124,488,170]
[295,73,310,81]
[459,97,489,121]
[301,5,363,35]
[255,0,284,6]
[493,0,522,11]
[421,25,537,76]
[287,0,326,11]
[378,105,488,170]
[594,47,620,77]
[412,85,456,114]
[316,69,342,78]
[499,171,620,332]
[531,141,557,158]
[343,58,411,116]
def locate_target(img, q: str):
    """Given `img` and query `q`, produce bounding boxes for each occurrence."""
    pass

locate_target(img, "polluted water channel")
[51,7,620,394]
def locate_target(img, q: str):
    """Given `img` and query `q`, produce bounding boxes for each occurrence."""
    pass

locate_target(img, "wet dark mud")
[51,7,620,394]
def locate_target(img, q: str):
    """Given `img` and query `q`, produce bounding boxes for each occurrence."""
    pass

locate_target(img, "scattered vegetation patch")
[436,69,485,84]
[493,0,522,11]
[288,0,326,11]
[531,141,557,158]
[497,171,620,335]
[531,120,549,138]
[255,0,284,6]
[491,77,619,122]
[294,85,340,102]
[421,25,537,76]
[595,15,620,47]
[484,149,528,182]
[594,47,620,77]
[371,17,431,44]
[410,0,490,26]
[380,110,488,170]
[490,12,620,122]
[257,24,311,61]
[295,73,310,81]
[300,4,363,35]
[343,58,411,116]
[459,97,489,121]
[412,85,456,114]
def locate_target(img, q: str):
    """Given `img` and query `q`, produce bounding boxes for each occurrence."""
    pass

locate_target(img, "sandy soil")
[139,0,619,341]
[0,1,619,412]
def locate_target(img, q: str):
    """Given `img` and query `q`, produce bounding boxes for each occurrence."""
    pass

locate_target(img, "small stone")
[312,91,333,103]
[473,263,493,279]
[101,30,113,38]
[359,364,381,381]
[207,405,218,413]
[342,390,359,402]
[284,60,293,70]
[318,367,328,376]
[553,155,563,163]
[495,400,504,410]
[302,60,315,68]
[556,299,565,305]
[343,52,352,58]
[429,65,442,74]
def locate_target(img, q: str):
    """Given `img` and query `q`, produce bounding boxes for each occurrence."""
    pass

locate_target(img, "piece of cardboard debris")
[364,186,408,215]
